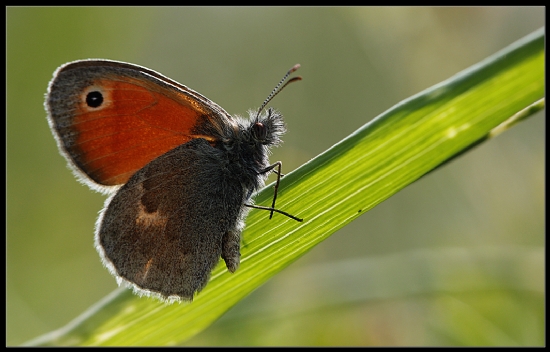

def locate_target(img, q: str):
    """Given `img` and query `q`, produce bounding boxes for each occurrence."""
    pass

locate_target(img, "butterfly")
[45,59,302,301]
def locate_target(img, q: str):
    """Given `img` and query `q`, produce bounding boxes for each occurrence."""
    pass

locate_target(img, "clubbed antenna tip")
[256,64,302,118]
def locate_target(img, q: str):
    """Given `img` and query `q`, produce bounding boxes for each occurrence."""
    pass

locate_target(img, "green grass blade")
[25,27,544,346]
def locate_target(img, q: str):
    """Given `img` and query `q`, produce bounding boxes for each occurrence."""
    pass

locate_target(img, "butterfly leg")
[245,203,303,222]
[259,161,283,219]
[221,230,241,273]
[251,161,303,222]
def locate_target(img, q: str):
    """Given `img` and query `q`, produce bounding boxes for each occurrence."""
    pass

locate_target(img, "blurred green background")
[7,7,544,346]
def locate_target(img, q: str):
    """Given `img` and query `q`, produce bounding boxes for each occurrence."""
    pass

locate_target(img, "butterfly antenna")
[256,64,302,118]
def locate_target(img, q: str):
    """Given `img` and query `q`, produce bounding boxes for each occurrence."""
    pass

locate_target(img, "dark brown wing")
[96,138,245,300]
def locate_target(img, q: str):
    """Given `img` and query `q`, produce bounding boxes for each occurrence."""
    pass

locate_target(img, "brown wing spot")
[135,201,168,228]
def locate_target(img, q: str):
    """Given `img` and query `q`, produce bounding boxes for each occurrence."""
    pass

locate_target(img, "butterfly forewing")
[46,60,234,187]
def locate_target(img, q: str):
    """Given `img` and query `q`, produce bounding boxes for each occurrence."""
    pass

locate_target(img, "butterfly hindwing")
[96,138,245,300]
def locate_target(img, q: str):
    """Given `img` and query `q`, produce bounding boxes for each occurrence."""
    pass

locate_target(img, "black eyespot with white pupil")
[86,91,104,108]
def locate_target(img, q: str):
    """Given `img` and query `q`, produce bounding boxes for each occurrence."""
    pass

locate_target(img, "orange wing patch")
[71,77,207,185]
